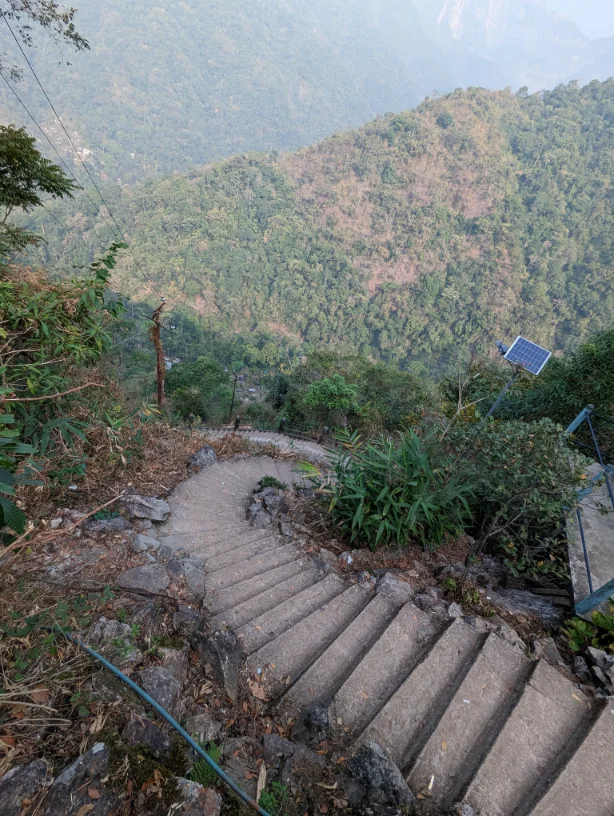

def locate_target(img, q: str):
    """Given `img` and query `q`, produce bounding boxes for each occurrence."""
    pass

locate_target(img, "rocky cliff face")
[413,0,602,90]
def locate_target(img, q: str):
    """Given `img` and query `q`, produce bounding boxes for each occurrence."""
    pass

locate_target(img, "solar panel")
[504,336,552,376]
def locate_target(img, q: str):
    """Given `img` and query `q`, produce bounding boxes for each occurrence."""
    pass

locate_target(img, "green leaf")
[0,495,26,534]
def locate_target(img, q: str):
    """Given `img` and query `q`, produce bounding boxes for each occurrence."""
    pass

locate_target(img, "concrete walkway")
[200,427,331,464]
[155,451,614,816]
[567,463,614,614]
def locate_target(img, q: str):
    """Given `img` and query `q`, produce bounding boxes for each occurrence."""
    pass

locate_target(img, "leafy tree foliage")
[165,356,231,423]
[267,351,435,433]
[33,82,614,372]
[0,125,77,255]
[0,243,125,531]
[0,0,88,79]
[304,374,358,427]
[447,419,587,579]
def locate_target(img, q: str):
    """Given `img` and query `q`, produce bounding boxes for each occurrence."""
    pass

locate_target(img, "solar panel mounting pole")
[483,367,521,421]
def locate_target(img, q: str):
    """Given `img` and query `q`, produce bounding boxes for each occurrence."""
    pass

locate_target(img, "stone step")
[160,511,246,535]
[210,566,326,631]
[278,588,412,721]
[246,583,373,699]
[464,660,591,816]
[196,528,280,558]
[529,703,614,816]
[237,573,346,655]
[156,526,271,555]
[407,633,532,809]
[206,559,312,616]
[360,618,483,767]
[330,602,441,737]
[205,543,302,593]
[205,534,286,574]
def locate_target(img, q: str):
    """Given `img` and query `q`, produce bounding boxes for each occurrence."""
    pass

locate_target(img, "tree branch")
[2,382,104,402]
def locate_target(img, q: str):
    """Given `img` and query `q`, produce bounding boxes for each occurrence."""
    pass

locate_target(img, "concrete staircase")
[156,453,614,816]
[200,427,331,463]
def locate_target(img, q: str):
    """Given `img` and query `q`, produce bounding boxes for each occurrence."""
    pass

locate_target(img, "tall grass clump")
[318,429,472,551]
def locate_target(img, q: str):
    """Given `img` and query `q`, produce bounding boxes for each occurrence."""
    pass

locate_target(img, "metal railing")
[565,405,614,615]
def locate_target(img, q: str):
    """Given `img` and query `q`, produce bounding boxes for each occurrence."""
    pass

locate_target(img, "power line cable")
[38,200,91,251]
[2,16,150,282]
[2,15,155,294]
[2,15,125,243]
[108,325,152,349]
[0,69,125,241]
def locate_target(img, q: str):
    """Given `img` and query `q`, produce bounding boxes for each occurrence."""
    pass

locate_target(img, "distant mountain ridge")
[0,0,612,184]
[31,81,614,372]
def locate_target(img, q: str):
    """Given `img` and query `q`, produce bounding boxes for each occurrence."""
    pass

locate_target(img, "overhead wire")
[2,15,124,241]
[0,69,125,244]
[1,16,149,278]
[38,200,91,251]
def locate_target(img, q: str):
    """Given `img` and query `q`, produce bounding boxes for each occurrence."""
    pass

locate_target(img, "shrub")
[188,741,222,787]
[259,781,289,815]
[0,405,39,536]
[256,476,287,491]
[447,418,588,579]
[317,429,472,550]
[304,374,359,427]
[562,599,614,654]
[166,357,232,423]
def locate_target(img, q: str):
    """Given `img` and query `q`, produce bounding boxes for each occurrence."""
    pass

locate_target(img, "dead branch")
[3,383,105,402]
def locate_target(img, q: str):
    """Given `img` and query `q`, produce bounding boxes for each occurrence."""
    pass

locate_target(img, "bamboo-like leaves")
[317,428,473,551]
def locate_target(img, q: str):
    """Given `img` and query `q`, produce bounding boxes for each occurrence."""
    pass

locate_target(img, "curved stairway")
[155,452,614,816]
[201,427,331,463]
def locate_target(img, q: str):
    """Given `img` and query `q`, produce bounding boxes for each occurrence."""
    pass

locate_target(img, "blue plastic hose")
[52,628,271,816]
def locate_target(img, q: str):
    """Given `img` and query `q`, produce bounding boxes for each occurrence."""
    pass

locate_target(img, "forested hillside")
[0,0,612,183]
[29,81,614,370]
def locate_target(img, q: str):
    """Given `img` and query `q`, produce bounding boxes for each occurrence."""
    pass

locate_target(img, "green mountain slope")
[31,81,614,370]
[1,0,612,184]
[0,0,448,183]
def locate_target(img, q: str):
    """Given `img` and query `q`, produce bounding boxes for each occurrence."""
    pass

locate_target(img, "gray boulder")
[247,500,273,528]
[122,715,173,760]
[448,602,464,619]
[376,573,413,604]
[43,743,119,816]
[130,533,160,553]
[0,759,47,816]
[263,734,326,788]
[185,711,222,743]
[157,544,175,561]
[137,666,182,718]
[191,629,242,703]
[259,487,288,517]
[173,605,203,634]
[587,646,614,671]
[532,637,565,667]
[291,704,331,748]
[89,616,132,644]
[159,647,189,681]
[85,515,132,534]
[574,655,593,683]
[174,779,222,816]
[187,445,217,473]
[167,558,186,579]
[121,493,170,522]
[346,741,415,808]
[183,562,206,596]
[487,589,563,628]
[117,564,170,594]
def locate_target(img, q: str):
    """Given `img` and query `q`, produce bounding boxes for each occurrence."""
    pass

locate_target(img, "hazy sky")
[547,0,614,39]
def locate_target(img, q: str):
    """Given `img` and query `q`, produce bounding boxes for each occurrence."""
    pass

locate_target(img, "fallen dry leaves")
[248,679,269,701]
